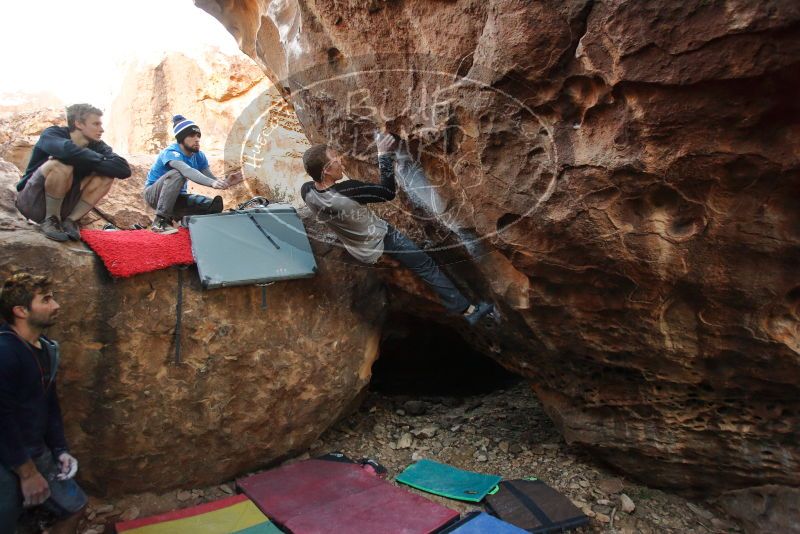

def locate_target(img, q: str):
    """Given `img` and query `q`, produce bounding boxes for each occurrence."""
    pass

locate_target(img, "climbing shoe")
[464,301,496,326]
[61,218,81,241]
[209,195,223,214]
[40,216,69,242]
[150,215,178,235]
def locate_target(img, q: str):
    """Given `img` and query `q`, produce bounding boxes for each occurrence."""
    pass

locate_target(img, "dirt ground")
[24,382,743,533]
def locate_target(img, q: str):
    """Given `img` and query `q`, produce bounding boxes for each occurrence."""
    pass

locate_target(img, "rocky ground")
[25,382,743,533]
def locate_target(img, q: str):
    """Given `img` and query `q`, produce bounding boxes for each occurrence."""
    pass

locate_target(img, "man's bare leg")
[48,509,83,534]
[76,174,114,209]
[38,160,75,241]
[60,174,114,240]
[41,160,74,214]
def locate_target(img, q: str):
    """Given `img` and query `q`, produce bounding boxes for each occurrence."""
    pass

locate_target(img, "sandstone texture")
[107,47,310,207]
[0,91,63,118]
[0,159,386,495]
[198,0,800,512]
[107,48,270,156]
[0,108,66,172]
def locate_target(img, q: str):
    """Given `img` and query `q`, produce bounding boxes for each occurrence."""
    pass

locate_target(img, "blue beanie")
[173,114,201,142]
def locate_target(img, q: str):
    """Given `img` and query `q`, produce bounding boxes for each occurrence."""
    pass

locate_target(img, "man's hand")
[57,452,78,481]
[19,469,50,507]
[225,170,244,186]
[376,132,398,155]
[212,179,228,190]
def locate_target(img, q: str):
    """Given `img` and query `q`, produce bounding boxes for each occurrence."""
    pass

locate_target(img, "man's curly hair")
[0,272,51,323]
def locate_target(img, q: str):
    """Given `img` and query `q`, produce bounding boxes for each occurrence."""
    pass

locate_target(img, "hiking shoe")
[40,216,69,242]
[464,301,496,326]
[61,218,81,240]
[150,216,178,235]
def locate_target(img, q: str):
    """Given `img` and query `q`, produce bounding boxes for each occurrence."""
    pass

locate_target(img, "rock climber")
[143,115,243,234]
[0,273,87,534]
[301,134,495,325]
[15,103,132,242]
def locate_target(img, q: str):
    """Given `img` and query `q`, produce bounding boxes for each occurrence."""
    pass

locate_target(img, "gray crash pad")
[187,204,317,289]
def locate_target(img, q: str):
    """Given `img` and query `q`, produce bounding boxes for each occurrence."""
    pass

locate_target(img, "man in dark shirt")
[301,134,495,325]
[0,273,86,533]
[16,103,131,242]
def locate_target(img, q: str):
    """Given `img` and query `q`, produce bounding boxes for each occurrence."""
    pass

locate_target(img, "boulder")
[0,159,387,495]
[0,108,65,172]
[107,48,271,156]
[197,0,800,499]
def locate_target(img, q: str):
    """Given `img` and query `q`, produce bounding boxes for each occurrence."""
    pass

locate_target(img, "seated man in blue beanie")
[143,115,242,233]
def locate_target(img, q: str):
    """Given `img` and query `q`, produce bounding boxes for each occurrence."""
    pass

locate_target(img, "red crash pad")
[80,228,194,278]
[237,458,459,534]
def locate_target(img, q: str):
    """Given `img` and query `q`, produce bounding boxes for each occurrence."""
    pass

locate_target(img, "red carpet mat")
[237,458,459,534]
[80,228,194,278]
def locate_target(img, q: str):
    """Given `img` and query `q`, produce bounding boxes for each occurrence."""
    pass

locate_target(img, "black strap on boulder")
[174,265,189,364]
[257,282,274,310]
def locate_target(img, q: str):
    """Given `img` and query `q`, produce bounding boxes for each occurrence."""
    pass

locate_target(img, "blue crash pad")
[440,512,528,534]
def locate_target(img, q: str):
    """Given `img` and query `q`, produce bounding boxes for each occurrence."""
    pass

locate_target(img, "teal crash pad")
[395,459,502,502]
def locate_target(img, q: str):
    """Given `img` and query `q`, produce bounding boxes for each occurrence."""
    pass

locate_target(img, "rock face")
[0,92,63,118]
[107,48,270,156]
[0,159,386,495]
[108,48,310,207]
[0,108,65,172]
[198,0,800,504]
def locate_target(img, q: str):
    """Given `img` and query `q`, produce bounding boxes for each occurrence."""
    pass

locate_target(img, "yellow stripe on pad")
[121,499,268,534]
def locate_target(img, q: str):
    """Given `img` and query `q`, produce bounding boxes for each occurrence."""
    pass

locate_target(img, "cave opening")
[371,313,520,396]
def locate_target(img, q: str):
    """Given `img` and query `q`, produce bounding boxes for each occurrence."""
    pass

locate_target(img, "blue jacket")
[0,323,68,469]
[17,125,131,191]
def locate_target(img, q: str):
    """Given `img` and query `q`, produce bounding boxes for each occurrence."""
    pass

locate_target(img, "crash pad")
[485,479,589,533]
[237,457,459,534]
[395,459,502,502]
[187,204,317,289]
[115,494,281,534]
[80,228,194,278]
[439,512,528,534]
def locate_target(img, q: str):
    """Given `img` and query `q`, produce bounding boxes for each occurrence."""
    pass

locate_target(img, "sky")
[0,0,242,109]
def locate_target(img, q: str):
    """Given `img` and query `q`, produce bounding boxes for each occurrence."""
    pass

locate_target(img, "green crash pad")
[395,459,502,502]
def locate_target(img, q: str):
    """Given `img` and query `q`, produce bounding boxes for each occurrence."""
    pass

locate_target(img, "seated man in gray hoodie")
[300,134,495,326]
[143,115,242,233]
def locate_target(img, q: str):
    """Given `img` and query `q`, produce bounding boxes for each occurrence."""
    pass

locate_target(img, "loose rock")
[598,478,625,495]
[397,433,413,449]
[620,493,635,513]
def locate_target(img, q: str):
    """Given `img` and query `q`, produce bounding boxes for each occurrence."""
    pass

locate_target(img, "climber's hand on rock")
[376,132,398,155]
